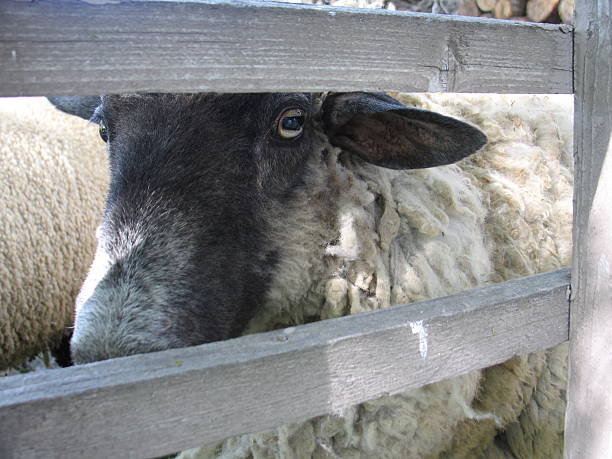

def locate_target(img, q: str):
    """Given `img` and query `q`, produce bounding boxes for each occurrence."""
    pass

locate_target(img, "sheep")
[0,97,108,371]
[49,92,572,457]
[172,93,572,459]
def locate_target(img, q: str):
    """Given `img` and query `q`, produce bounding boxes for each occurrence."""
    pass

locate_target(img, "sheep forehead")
[99,92,321,119]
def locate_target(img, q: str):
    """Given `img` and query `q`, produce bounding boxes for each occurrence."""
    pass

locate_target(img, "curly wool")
[178,93,573,459]
[0,97,108,370]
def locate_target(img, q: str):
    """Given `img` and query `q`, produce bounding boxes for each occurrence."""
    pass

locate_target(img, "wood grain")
[0,270,570,459]
[564,0,612,456]
[0,0,572,96]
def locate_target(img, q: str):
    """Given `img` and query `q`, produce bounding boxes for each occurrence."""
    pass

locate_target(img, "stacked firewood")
[392,0,574,23]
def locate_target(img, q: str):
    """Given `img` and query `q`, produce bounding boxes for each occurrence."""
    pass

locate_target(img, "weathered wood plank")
[0,0,573,96]
[0,269,570,459]
[564,0,612,457]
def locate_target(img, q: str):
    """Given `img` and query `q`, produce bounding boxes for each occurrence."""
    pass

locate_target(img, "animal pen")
[0,0,609,457]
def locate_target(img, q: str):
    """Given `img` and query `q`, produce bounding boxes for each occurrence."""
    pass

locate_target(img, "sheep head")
[49,92,486,364]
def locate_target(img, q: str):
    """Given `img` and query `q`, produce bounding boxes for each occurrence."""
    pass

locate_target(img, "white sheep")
[0,97,108,370]
[177,93,573,458]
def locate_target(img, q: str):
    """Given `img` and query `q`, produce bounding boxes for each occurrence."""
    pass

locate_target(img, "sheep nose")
[70,322,133,364]
[70,292,176,364]
[69,297,145,364]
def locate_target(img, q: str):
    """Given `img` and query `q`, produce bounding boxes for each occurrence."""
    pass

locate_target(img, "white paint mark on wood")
[598,255,609,276]
[409,320,428,358]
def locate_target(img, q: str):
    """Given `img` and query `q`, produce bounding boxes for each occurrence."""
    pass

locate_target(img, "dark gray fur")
[49,92,486,364]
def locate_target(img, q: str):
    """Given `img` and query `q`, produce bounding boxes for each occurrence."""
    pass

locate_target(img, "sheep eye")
[99,122,109,143]
[276,108,305,139]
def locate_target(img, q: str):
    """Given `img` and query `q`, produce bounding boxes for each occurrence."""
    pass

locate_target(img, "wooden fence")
[0,0,609,458]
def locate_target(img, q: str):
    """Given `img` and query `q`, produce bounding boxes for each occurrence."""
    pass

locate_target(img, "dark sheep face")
[49,92,486,364]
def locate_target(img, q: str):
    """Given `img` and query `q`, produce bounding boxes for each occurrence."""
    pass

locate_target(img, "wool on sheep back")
[0,97,108,370]
[178,93,573,458]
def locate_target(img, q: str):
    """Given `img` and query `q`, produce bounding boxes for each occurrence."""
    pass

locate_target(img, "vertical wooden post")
[565,0,612,457]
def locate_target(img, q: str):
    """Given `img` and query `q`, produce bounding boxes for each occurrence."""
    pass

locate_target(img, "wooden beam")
[564,0,612,457]
[0,270,570,459]
[0,0,573,96]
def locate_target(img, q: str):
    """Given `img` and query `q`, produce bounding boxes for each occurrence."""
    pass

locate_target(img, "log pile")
[392,0,573,23]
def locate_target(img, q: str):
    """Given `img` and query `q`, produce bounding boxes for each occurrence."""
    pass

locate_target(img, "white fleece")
[0,97,108,370]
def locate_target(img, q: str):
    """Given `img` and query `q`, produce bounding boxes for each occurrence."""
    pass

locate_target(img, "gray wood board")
[564,0,612,456]
[0,0,573,96]
[0,269,570,459]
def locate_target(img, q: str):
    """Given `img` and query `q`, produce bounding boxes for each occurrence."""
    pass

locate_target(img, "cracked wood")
[0,0,572,95]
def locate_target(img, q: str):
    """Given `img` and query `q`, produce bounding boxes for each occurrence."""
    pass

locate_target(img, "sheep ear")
[321,92,487,170]
[47,96,101,122]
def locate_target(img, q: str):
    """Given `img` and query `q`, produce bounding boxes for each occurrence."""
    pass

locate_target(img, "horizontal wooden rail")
[0,269,570,459]
[0,0,573,96]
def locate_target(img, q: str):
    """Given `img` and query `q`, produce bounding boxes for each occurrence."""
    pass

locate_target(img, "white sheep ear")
[321,92,487,170]
[47,96,101,122]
